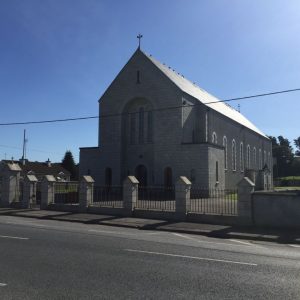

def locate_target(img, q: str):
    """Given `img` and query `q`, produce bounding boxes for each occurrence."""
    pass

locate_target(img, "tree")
[269,136,294,177]
[294,137,300,156]
[62,150,77,180]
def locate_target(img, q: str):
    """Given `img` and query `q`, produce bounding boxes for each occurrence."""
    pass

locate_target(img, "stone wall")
[252,190,300,228]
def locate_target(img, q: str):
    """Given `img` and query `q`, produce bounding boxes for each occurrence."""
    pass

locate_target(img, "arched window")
[130,112,136,144]
[212,132,217,144]
[240,142,244,172]
[190,169,196,183]
[135,165,147,186]
[247,145,251,169]
[105,168,112,186]
[232,140,236,171]
[164,167,173,187]
[253,147,257,169]
[138,107,144,144]
[259,149,262,169]
[147,111,153,143]
[223,136,228,170]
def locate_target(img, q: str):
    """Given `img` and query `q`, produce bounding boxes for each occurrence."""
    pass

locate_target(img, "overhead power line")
[221,88,300,102]
[0,87,299,126]
[0,116,98,126]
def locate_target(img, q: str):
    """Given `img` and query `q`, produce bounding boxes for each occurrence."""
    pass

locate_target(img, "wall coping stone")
[26,174,38,182]
[43,175,56,182]
[125,176,139,184]
[176,176,191,185]
[81,175,95,183]
[238,177,255,187]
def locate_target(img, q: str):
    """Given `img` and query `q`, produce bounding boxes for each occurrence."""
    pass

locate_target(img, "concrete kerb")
[1,208,299,245]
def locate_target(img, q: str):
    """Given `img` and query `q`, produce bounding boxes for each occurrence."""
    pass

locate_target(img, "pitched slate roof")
[1,160,70,178]
[143,50,268,139]
[20,161,71,177]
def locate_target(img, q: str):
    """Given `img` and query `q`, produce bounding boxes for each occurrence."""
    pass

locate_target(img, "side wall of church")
[206,107,272,189]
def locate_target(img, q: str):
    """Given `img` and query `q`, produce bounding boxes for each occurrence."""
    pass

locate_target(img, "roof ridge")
[141,50,267,138]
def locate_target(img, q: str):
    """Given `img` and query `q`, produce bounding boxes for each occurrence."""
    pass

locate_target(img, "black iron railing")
[190,186,238,215]
[92,186,123,208]
[136,186,175,211]
[54,182,79,204]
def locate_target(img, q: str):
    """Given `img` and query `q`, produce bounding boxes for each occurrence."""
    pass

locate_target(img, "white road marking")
[0,235,29,240]
[0,283,7,287]
[229,239,254,246]
[88,229,142,236]
[172,232,251,247]
[4,221,48,227]
[125,249,258,266]
[289,244,300,248]
[88,229,158,236]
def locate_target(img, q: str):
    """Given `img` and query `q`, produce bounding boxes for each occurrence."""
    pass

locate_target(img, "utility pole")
[21,129,27,164]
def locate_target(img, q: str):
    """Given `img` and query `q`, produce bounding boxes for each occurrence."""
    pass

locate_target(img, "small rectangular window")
[216,161,219,182]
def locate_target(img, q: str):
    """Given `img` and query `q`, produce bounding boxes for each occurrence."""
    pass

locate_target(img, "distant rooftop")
[1,159,71,178]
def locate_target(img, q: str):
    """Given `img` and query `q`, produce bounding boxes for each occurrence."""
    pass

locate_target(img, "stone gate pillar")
[237,177,255,225]
[0,162,22,207]
[175,176,191,221]
[22,174,38,209]
[123,176,139,217]
[41,175,56,209]
[79,176,94,212]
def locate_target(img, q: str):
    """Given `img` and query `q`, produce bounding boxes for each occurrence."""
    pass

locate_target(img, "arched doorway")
[164,167,173,187]
[135,165,147,186]
[105,168,112,186]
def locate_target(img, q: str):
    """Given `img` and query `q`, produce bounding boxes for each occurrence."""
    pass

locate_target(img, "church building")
[79,48,272,189]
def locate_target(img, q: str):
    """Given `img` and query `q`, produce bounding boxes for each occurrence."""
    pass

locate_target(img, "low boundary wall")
[252,191,300,228]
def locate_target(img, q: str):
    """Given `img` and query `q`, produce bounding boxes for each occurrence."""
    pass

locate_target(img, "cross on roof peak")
[137,33,143,49]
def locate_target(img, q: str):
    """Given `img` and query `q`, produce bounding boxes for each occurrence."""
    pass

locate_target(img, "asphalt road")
[0,216,299,300]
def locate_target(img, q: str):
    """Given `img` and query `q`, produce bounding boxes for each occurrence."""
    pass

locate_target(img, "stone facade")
[79,49,272,189]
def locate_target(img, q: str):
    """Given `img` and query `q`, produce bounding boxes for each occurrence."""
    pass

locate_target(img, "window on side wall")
[223,136,227,170]
[232,140,236,171]
[247,145,251,169]
[259,149,262,169]
[253,147,256,169]
[212,132,217,144]
[240,142,244,172]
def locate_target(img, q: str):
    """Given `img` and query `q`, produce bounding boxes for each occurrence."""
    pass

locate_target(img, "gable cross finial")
[137,33,143,49]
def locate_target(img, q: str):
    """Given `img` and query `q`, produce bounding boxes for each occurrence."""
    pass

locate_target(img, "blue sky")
[0,0,300,163]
